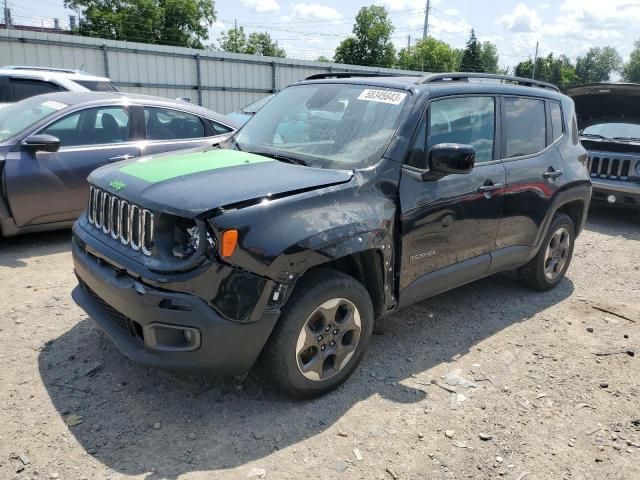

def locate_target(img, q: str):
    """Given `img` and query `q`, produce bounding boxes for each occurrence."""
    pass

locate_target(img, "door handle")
[107,154,136,163]
[543,168,564,179]
[477,183,504,193]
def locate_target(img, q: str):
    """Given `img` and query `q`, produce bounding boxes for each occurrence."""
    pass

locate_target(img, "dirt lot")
[0,206,639,480]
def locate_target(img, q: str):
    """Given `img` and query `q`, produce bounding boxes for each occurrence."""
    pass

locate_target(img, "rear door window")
[504,97,547,158]
[10,78,60,102]
[144,107,205,140]
[549,101,564,142]
[206,118,233,135]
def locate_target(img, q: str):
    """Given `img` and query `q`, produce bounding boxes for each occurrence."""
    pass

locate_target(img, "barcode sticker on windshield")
[357,89,406,105]
[41,100,68,110]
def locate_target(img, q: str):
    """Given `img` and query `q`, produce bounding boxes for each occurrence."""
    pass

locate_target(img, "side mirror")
[22,134,61,153]
[428,143,475,176]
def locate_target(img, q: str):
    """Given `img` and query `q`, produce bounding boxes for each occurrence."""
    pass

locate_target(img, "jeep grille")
[87,186,154,255]
[588,156,633,180]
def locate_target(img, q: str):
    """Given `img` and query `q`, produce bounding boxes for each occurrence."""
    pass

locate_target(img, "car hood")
[566,83,640,130]
[88,148,353,218]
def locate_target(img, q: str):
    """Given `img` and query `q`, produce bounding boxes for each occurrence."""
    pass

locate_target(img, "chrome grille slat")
[102,193,111,234]
[85,186,153,256]
[130,205,141,251]
[587,154,637,182]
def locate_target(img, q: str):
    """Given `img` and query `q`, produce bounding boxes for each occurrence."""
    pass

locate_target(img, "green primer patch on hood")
[118,149,273,183]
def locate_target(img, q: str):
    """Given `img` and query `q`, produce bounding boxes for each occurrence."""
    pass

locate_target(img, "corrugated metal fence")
[0,29,419,114]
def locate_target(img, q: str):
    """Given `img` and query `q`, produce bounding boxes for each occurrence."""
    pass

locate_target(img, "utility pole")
[3,0,11,29]
[234,19,238,53]
[407,35,411,50]
[532,41,539,79]
[422,0,430,39]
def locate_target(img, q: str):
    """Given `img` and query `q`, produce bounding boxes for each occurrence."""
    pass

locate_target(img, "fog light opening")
[607,194,616,204]
[183,330,194,343]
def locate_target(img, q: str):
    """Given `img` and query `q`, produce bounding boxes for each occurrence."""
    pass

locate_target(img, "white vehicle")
[0,66,117,108]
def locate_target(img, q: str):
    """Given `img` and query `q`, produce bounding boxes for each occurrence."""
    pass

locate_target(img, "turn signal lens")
[221,229,238,257]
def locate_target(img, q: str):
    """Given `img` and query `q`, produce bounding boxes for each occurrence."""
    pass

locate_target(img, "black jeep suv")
[71,73,591,398]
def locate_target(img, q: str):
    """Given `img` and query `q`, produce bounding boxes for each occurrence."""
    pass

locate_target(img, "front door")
[398,95,505,305]
[6,105,139,227]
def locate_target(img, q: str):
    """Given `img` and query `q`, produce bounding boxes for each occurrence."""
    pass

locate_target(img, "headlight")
[172,220,214,259]
[635,161,640,176]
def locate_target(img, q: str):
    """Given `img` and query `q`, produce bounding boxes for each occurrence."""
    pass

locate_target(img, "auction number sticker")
[41,100,68,110]
[357,89,407,105]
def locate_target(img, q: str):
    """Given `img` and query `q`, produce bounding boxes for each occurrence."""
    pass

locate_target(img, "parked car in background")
[226,94,274,125]
[568,83,640,209]
[0,66,117,108]
[0,91,238,237]
[72,73,591,398]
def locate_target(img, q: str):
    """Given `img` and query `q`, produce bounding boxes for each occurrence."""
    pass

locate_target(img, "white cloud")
[496,4,542,33]
[378,0,441,13]
[241,0,280,13]
[291,3,343,20]
[444,8,459,16]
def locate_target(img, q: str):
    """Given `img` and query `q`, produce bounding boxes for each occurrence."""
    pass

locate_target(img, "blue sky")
[10,0,640,68]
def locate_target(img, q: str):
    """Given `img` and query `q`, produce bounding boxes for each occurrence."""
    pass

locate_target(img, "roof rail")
[2,66,87,75]
[305,72,408,80]
[419,73,560,92]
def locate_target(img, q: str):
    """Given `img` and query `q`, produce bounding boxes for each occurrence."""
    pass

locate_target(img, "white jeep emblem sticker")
[357,89,407,105]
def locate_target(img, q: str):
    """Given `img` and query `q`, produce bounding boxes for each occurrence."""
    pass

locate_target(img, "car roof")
[0,67,110,82]
[22,91,240,128]
[296,73,562,100]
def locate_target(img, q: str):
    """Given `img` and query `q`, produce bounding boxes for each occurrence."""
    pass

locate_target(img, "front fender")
[207,160,400,283]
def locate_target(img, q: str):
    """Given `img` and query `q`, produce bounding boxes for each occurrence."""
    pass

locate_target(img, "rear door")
[139,106,234,156]
[398,95,506,304]
[6,105,140,227]
[495,96,566,253]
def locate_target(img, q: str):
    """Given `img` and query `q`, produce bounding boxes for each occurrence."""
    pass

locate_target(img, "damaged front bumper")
[71,223,281,376]
[590,178,640,208]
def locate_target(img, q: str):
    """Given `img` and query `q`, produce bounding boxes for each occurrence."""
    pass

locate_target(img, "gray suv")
[0,92,238,237]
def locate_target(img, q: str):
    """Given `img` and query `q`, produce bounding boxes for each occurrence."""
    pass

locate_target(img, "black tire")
[261,269,374,399]
[518,212,575,291]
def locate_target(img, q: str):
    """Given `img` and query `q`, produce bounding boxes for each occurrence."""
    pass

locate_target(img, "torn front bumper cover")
[71,237,280,376]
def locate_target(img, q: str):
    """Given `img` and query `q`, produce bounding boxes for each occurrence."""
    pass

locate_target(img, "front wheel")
[261,270,374,399]
[518,212,575,290]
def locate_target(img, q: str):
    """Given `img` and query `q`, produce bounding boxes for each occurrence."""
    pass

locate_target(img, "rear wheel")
[261,270,374,398]
[518,213,575,290]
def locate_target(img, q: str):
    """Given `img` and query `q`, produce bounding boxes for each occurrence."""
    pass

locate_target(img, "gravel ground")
[1,206,639,480]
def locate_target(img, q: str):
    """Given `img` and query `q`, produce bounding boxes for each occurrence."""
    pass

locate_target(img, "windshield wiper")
[248,149,308,166]
[612,136,640,143]
[230,136,243,152]
[580,133,614,141]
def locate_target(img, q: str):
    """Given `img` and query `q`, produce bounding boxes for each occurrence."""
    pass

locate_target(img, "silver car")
[0,92,238,237]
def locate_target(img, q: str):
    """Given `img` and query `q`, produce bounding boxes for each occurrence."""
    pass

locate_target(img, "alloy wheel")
[544,226,571,280]
[295,298,362,381]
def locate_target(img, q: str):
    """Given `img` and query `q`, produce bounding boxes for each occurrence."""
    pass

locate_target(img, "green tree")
[245,32,285,57]
[218,29,285,57]
[515,53,577,91]
[64,0,216,48]
[623,40,640,82]
[396,37,459,72]
[334,5,395,68]
[515,58,534,78]
[575,46,622,83]
[479,41,499,73]
[459,29,482,72]
[217,25,247,53]
[316,55,332,62]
